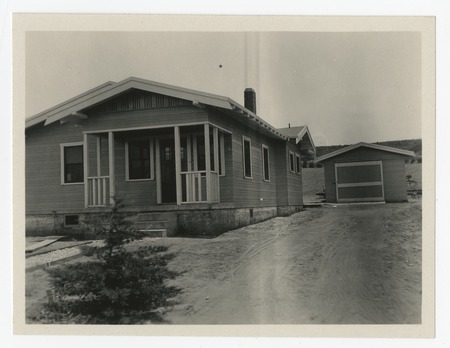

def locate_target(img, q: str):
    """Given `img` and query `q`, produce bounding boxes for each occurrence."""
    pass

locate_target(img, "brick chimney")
[244,88,257,114]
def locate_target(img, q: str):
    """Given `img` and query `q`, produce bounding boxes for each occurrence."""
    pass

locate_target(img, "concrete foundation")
[26,205,303,238]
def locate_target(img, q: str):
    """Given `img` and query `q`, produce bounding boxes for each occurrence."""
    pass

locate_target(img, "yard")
[25,163,422,324]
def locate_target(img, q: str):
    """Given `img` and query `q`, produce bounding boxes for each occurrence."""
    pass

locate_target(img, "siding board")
[84,107,208,133]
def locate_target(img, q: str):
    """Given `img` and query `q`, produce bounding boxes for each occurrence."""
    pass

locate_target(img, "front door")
[159,138,177,203]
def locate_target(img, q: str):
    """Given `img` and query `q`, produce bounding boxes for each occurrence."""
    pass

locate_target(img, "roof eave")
[27,77,236,128]
[315,142,416,163]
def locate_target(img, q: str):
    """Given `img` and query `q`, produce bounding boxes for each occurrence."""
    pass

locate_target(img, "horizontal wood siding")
[100,134,109,176]
[218,133,234,203]
[208,111,281,208]
[84,107,208,133]
[26,122,85,214]
[382,159,408,202]
[274,143,289,206]
[286,142,303,206]
[87,135,98,177]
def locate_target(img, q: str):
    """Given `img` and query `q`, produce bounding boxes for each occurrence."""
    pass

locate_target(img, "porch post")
[174,126,182,205]
[83,133,89,208]
[108,131,115,205]
[155,138,162,204]
[213,127,219,172]
[204,124,211,203]
[96,135,101,176]
[213,127,220,202]
[186,136,192,201]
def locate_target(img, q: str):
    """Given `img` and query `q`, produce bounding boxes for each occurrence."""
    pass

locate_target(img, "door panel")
[335,161,384,202]
[160,138,176,203]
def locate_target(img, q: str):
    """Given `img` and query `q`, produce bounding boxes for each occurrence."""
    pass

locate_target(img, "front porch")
[83,123,225,208]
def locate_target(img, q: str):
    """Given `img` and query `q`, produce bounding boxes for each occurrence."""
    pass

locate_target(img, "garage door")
[335,161,384,202]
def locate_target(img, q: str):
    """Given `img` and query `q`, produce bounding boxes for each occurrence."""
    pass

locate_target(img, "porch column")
[213,127,219,173]
[83,133,89,208]
[96,135,101,176]
[108,131,115,205]
[155,138,162,204]
[204,124,211,203]
[174,126,182,205]
[213,127,220,202]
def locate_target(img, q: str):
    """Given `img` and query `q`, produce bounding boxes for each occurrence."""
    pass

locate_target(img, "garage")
[335,161,384,202]
[316,142,415,203]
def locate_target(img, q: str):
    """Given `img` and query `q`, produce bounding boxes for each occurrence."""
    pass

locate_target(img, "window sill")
[125,178,154,182]
[61,182,84,186]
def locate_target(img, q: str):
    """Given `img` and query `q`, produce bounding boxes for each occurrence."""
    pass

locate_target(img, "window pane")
[244,139,251,177]
[263,147,270,180]
[64,145,83,183]
[129,141,151,179]
[64,146,83,164]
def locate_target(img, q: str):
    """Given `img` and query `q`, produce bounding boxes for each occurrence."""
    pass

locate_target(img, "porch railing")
[181,170,219,203]
[87,176,109,206]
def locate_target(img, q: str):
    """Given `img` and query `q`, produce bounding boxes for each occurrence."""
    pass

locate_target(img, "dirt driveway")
[26,201,422,325]
[157,202,422,324]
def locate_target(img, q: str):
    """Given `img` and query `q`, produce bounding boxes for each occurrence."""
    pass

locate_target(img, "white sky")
[26,31,421,146]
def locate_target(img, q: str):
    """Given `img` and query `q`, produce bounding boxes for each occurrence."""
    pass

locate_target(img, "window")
[289,151,295,173]
[262,145,270,181]
[126,140,154,180]
[64,215,79,226]
[243,136,252,178]
[219,133,225,176]
[295,154,301,174]
[61,143,84,184]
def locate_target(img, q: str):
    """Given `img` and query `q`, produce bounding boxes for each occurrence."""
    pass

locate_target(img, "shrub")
[45,199,180,324]
[83,198,144,260]
[46,246,178,323]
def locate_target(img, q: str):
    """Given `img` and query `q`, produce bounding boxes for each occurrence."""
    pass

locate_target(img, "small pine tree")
[44,198,180,324]
[86,197,143,260]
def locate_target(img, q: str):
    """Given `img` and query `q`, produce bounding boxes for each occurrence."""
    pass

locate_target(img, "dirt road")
[162,202,422,324]
[26,201,422,325]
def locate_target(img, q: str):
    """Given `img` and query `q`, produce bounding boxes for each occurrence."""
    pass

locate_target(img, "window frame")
[64,215,80,226]
[125,139,155,181]
[262,144,270,182]
[295,153,301,174]
[60,142,84,185]
[289,151,295,173]
[242,135,253,179]
[219,132,226,176]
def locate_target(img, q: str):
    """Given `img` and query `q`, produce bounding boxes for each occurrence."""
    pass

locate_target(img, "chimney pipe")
[244,88,257,114]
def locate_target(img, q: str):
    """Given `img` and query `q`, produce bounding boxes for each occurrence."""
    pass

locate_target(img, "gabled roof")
[315,142,416,162]
[26,81,116,128]
[277,125,316,155]
[25,77,292,141]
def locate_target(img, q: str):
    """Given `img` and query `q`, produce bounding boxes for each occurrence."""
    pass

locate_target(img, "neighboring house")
[315,142,415,203]
[26,77,315,237]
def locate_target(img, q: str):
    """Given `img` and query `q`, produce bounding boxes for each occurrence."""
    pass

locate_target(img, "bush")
[45,198,180,324]
[46,246,178,323]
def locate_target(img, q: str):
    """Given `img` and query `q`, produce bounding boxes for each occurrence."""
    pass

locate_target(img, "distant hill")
[315,139,422,158]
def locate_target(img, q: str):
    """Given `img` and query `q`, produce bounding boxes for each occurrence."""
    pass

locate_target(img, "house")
[315,142,416,203]
[26,77,315,237]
